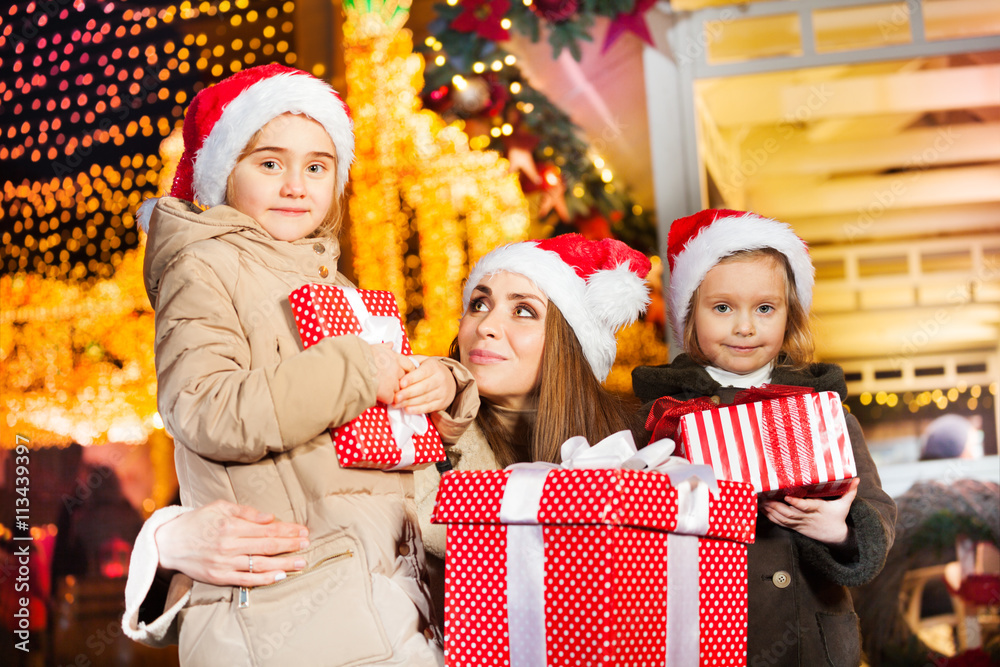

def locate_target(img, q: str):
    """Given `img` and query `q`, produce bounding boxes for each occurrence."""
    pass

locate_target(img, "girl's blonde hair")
[450,302,643,468]
[683,248,814,370]
[224,120,346,240]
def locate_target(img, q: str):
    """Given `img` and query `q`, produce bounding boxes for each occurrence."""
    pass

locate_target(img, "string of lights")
[2,0,299,280]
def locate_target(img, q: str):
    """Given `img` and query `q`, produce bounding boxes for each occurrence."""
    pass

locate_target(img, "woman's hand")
[154,500,309,587]
[394,358,457,415]
[761,478,860,546]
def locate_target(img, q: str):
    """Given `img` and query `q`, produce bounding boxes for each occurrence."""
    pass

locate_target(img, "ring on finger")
[248,554,254,573]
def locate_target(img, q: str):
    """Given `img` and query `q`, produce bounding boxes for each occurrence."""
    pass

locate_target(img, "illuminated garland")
[2,0,301,279]
[415,1,658,253]
[1,248,157,448]
[2,0,666,452]
[344,0,531,354]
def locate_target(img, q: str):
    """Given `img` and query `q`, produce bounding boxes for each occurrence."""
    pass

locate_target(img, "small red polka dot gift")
[289,283,445,470]
[648,385,857,498]
[431,432,757,667]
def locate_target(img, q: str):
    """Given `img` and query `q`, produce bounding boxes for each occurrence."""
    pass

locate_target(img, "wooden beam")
[746,165,1000,218]
[703,64,1000,126]
[742,123,1000,176]
[814,304,1000,360]
[787,203,1000,244]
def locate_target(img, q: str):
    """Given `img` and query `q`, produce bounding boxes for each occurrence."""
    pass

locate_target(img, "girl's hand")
[155,500,309,587]
[761,478,860,546]
[369,343,414,405]
[393,358,457,415]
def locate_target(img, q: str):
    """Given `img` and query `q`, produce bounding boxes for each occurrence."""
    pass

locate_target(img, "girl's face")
[692,254,788,375]
[228,113,337,241]
[457,271,547,410]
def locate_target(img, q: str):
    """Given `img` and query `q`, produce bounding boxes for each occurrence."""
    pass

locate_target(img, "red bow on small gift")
[645,384,815,444]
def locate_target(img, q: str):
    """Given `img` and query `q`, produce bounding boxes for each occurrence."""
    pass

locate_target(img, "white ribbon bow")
[340,288,429,469]
[497,431,720,667]
[500,431,718,533]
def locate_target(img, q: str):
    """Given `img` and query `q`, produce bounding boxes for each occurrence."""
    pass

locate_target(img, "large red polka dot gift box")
[431,433,757,667]
[289,284,445,470]
[648,385,857,498]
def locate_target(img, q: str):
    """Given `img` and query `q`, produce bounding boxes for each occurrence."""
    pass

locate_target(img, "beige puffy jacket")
[134,198,477,666]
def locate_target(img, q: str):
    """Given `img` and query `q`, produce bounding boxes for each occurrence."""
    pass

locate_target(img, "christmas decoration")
[1,249,158,448]
[1,0,666,453]
[602,0,655,53]
[418,15,658,253]
[289,284,445,470]
[529,0,580,24]
[451,0,512,41]
[671,389,857,497]
[432,436,757,666]
[343,0,531,355]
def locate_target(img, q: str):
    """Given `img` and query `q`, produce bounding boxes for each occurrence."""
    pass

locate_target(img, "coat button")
[313,243,325,254]
[710,395,721,405]
[318,265,329,278]
[772,570,791,588]
[398,543,410,557]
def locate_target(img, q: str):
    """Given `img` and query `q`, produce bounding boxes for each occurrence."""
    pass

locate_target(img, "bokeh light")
[2,0,298,280]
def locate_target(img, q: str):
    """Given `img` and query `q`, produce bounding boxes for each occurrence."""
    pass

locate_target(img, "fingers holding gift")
[370,343,412,404]
[762,478,858,545]
[394,358,458,414]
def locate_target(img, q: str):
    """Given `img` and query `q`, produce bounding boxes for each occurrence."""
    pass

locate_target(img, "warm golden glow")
[343,1,529,353]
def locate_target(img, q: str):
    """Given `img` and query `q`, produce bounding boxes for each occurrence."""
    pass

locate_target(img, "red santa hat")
[138,63,354,230]
[666,209,814,338]
[463,234,652,382]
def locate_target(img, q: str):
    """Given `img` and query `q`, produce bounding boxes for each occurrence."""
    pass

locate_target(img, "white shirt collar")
[705,362,774,389]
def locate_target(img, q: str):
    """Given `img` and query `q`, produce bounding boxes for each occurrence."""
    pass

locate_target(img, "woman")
[123,234,651,647]
[415,234,651,561]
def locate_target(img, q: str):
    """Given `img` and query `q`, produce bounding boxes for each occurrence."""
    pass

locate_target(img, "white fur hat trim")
[192,71,354,208]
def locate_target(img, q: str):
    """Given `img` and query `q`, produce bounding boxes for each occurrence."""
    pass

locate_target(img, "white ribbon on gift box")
[340,288,429,470]
[497,431,719,667]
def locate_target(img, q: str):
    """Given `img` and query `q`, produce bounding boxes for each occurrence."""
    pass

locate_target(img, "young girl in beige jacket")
[123,64,476,666]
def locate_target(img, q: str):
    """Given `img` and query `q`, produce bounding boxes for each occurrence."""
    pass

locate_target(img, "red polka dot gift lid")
[432,467,756,544]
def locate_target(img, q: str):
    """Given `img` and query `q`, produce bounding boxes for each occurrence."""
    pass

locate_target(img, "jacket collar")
[143,197,341,305]
[632,353,848,403]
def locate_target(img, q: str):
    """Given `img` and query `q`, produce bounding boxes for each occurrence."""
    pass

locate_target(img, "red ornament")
[483,73,509,117]
[529,0,578,23]
[451,0,512,41]
[574,209,613,240]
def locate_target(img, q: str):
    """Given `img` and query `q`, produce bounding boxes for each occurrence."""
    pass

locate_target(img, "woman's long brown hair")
[453,302,643,468]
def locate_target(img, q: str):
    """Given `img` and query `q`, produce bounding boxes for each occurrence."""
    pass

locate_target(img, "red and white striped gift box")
[677,391,856,497]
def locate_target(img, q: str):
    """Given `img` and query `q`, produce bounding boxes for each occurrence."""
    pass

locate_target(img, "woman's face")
[457,271,547,410]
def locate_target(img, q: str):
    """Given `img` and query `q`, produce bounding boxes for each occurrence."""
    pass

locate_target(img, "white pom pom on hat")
[666,208,815,338]
[463,234,652,382]
[137,63,354,231]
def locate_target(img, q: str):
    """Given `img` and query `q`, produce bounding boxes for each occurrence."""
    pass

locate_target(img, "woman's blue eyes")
[714,304,731,313]
[758,305,773,314]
